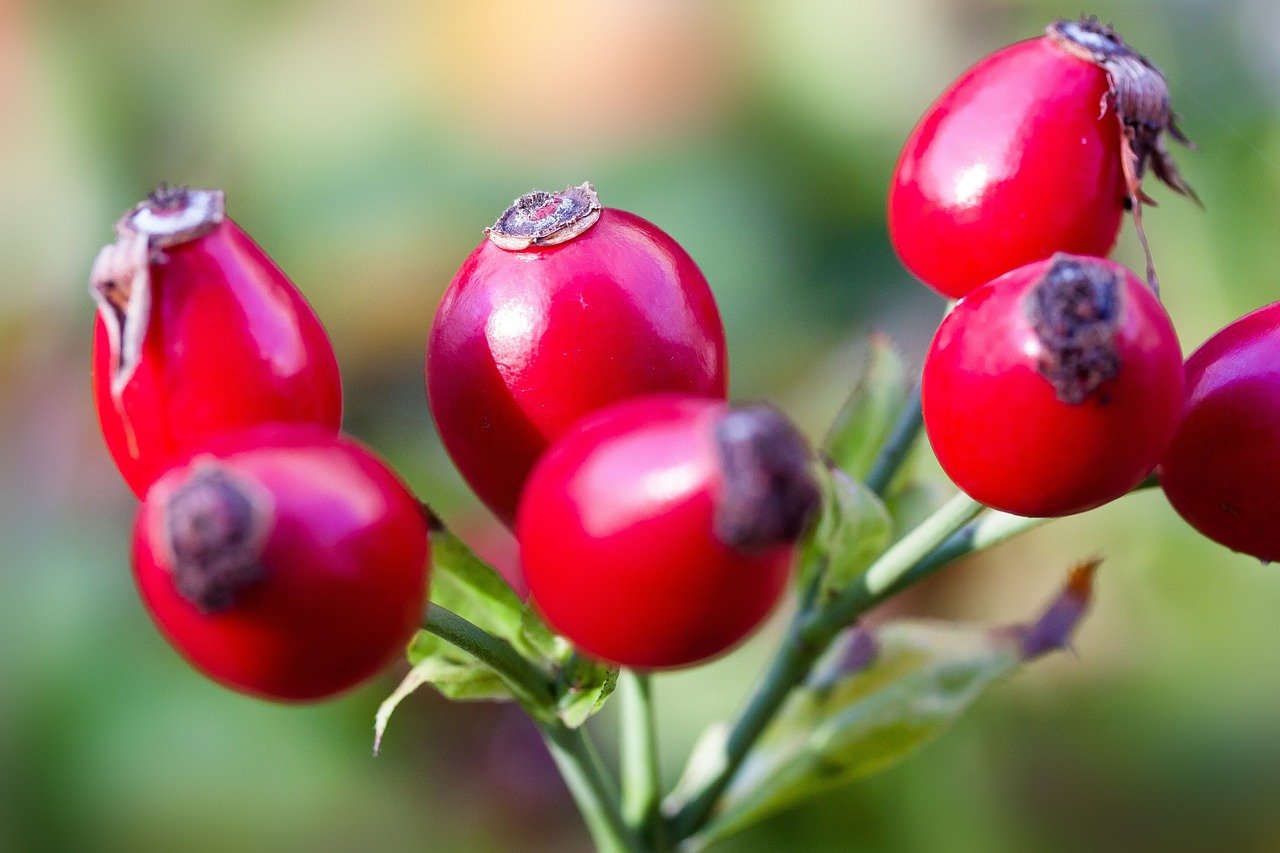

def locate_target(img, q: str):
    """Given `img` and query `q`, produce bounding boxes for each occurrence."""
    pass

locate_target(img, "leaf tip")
[1016,557,1102,660]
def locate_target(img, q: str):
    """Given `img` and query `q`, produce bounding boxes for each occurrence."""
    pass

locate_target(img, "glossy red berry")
[888,18,1194,298]
[1160,303,1280,561]
[427,183,727,527]
[132,425,428,701]
[91,185,343,497]
[517,395,818,669]
[922,254,1184,517]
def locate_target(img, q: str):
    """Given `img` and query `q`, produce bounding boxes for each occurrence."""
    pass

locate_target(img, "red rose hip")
[132,425,429,701]
[1161,303,1280,561]
[888,17,1194,298]
[922,254,1184,517]
[91,185,343,496]
[517,395,818,669]
[427,183,727,526]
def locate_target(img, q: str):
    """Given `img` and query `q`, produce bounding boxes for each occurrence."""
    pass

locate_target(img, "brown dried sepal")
[485,182,602,250]
[1026,255,1123,405]
[89,184,225,400]
[162,460,273,613]
[1012,558,1101,660]
[714,404,821,552]
[1047,16,1197,290]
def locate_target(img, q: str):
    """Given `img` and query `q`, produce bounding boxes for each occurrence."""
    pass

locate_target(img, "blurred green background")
[4,0,1280,850]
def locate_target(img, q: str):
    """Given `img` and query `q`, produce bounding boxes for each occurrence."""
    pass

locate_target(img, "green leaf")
[695,564,1098,846]
[420,529,618,726]
[556,654,619,728]
[822,334,909,482]
[798,466,893,600]
[377,633,513,753]
[429,529,524,643]
[514,600,570,662]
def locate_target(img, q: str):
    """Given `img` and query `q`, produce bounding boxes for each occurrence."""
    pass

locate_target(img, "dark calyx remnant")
[147,181,192,211]
[1047,16,1196,202]
[120,183,225,247]
[1026,255,1122,405]
[486,182,602,250]
[714,404,821,552]
[165,463,270,613]
[1047,16,1197,290]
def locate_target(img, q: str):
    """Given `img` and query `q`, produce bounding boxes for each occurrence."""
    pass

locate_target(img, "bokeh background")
[4,0,1280,850]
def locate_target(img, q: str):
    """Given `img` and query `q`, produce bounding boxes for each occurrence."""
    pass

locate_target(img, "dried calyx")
[1011,558,1100,660]
[714,404,821,552]
[486,182,602,250]
[163,461,273,613]
[1047,16,1197,289]
[90,184,226,399]
[1026,255,1122,405]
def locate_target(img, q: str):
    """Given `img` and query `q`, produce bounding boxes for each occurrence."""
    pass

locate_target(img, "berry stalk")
[619,671,669,849]
[669,490,984,839]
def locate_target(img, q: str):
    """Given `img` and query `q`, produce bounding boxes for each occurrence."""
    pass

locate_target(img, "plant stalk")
[543,722,643,852]
[422,603,556,709]
[863,383,924,497]
[620,670,668,849]
[670,491,982,838]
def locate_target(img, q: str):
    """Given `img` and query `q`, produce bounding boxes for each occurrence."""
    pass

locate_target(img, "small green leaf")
[418,529,620,725]
[798,466,893,600]
[377,633,513,753]
[514,600,569,662]
[823,334,909,482]
[556,655,619,728]
[695,565,1097,846]
[429,529,524,643]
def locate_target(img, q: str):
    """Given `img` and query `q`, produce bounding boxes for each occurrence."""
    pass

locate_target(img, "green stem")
[417,514,640,849]
[423,604,638,850]
[863,383,924,497]
[619,671,667,848]
[670,491,983,839]
[891,510,1049,596]
[422,603,556,709]
[815,491,984,629]
[542,722,642,853]
[889,475,1160,598]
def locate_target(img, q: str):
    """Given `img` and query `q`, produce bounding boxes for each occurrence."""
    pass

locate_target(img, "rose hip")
[517,395,818,669]
[427,183,727,526]
[888,17,1194,298]
[132,425,428,701]
[1161,302,1280,561]
[91,185,342,496]
[922,254,1184,517]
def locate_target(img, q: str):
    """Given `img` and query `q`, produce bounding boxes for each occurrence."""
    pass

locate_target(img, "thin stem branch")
[417,513,640,850]
[620,671,666,848]
[670,491,984,838]
[863,383,924,497]
[542,722,642,853]
[422,603,556,708]
[423,603,639,850]
[889,476,1160,598]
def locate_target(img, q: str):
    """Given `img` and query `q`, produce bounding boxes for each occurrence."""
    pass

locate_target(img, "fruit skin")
[428,196,727,527]
[1160,303,1280,561]
[132,425,428,702]
[922,255,1184,517]
[517,395,812,670]
[888,35,1126,298]
[92,190,342,497]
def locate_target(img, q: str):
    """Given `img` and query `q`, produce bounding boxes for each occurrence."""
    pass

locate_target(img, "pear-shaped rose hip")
[91,185,343,496]
[427,183,727,525]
